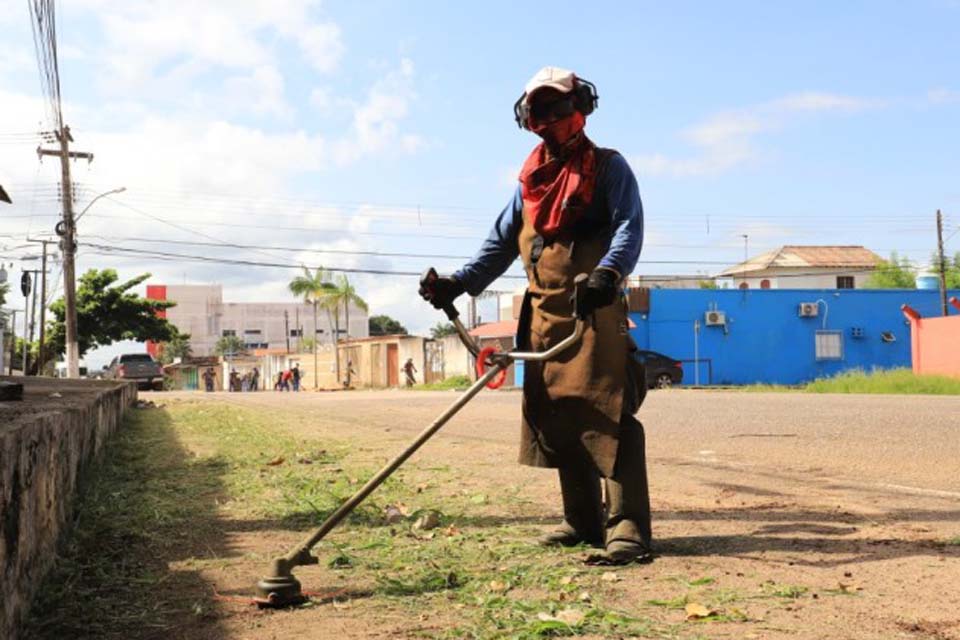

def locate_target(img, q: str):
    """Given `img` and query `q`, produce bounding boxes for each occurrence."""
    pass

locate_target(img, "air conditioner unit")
[704,310,726,326]
[798,302,819,317]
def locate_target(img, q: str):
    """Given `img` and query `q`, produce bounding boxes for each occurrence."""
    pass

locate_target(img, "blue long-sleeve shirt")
[453,153,644,296]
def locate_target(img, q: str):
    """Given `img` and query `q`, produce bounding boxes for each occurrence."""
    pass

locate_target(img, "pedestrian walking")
[419,67,650,565]
[291,364,301,392]
[403,358,417,387]
[343,359,358,389]
[202,367,216,392]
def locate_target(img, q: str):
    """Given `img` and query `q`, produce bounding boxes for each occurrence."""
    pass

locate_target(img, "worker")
[419,67,650,565]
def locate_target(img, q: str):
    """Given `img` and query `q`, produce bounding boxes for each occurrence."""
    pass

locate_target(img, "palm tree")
[317,274,368,386]
[288,266,334,389]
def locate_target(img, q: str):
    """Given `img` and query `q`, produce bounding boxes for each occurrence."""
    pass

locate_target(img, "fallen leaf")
[559,576,574,586]
[489,580,508,593]
[444,525,461,537]
[578,591,591,602]
[685,602,717,619]
[265,456,285,466]
[384,506,405,524]
[413,510,442,531]
[555,609,585,626]
[837,581,862,593]
[601,572,619,582]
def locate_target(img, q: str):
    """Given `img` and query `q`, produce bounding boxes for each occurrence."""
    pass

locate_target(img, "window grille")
[815,330,843,360]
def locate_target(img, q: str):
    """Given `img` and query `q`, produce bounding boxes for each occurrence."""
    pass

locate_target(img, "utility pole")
[295,308,301,352]
[37,241,50,374]
[38,125,93,378]
[284,310,291,354]
[936,209,948,317]
[8,310,16,375]
[22,276,30,375]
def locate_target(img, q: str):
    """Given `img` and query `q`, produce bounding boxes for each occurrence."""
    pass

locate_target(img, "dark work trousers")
[557,413,652,548]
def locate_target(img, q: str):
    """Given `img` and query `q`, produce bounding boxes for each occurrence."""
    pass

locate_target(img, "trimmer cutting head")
[255,573,306,608]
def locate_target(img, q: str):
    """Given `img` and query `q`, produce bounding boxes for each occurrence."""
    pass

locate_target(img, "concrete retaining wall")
[0,377,137,640]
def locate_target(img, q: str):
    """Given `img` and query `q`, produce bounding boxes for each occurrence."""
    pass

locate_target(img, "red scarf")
[518,112,597,238]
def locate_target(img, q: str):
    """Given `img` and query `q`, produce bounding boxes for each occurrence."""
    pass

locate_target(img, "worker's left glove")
[580,267,621,316]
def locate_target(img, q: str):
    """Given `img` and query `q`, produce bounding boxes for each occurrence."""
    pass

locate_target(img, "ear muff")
[572,78,599,117]
[513,76,599,129]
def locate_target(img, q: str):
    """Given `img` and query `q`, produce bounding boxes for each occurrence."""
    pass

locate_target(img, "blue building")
[628,288,960,385]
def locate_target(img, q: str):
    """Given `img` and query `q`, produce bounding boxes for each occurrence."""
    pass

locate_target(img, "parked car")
[635,350,683,388]
[105,353,164,390]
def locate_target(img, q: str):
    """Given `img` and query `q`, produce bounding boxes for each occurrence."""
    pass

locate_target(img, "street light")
[74,186,126,223]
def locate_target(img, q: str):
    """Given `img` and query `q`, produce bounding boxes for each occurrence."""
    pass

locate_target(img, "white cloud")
[333,58,424,164]
[631,91,886,178]
[297,23,344,73]
[927,88,960,104]
[223,66,294,120]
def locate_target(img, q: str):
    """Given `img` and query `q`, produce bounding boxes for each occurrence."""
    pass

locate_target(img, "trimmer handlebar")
[423,268,590,363]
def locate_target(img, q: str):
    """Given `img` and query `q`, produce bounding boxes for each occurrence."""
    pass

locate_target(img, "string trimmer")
[254,270,589,607]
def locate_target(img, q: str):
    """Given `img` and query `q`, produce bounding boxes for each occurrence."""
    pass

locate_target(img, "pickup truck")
[105,353,164,390]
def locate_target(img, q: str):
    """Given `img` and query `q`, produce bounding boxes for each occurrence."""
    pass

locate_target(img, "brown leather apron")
[515,149,629,478]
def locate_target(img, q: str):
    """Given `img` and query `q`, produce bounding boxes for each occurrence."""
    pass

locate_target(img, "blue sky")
[1,1,959,366]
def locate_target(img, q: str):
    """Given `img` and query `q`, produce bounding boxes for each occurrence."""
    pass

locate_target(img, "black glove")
[580,268,620,316]
[419,271,465,311]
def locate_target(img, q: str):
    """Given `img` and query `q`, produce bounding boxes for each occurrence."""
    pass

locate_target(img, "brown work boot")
[584,520,653,565]
[539,521,601,547]
[585,415,653,565]
[540,464,604,548]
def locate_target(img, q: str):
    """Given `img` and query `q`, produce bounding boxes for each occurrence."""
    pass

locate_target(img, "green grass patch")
[409,374,473,391]
[947,537,960,546]
[744,368,960,395]
[24,399,700,639]
[763,583,808,599]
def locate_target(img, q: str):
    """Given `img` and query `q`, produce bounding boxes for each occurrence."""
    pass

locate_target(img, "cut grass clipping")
[24,401,679,640]
[746,368,960,395]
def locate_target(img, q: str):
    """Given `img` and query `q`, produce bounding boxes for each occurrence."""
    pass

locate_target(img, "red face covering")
[519,111,597,239]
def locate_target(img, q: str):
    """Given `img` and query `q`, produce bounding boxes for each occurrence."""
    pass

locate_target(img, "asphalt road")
[177,388,960,499]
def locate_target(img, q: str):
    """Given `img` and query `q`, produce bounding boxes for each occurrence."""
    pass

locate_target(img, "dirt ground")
[134,389,959,638]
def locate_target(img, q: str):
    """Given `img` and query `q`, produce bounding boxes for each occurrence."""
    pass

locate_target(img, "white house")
[718,245,882,290]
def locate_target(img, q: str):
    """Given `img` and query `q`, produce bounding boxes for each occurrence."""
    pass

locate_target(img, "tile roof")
[718,245,882,276]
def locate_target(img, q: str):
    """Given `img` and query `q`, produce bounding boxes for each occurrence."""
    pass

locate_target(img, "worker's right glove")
[419,272,465,311]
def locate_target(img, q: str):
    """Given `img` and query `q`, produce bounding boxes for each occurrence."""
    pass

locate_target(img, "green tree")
[430,321,457,339]
[864,252,916,289]
[288,266,335,388]
[368,314,408,336]
[317,274,369,385]
[213,335,247,357]
[158,332,192,365]
[698,279,718,289]
[46,269,178,358]
[930,251,960,289]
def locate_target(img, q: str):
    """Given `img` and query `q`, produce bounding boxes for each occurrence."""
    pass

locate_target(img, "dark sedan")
[636,350,683,388]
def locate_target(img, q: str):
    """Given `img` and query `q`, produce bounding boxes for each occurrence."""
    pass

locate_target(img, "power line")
[79,242,528,279]
[76,234,759,266]
[79,242,893,282]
